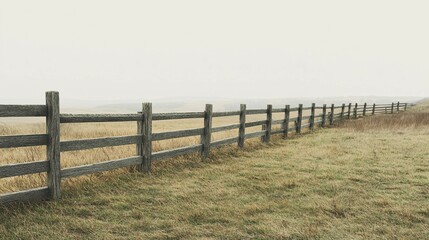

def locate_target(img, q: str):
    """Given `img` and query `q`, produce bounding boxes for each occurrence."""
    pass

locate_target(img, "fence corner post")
[283,105,290,139]
[141,102,152,173]
[202,104,213,160]
[46,91,61,200]
[310,103,315,130]
[238,104,246,148]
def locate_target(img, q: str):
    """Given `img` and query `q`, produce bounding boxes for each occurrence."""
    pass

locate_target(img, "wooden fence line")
[0,91,412,204]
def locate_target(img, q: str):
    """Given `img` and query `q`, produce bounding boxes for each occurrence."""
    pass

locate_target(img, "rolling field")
[0,102,428,239]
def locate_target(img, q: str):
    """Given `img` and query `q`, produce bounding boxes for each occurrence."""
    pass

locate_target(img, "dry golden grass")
[2,104,427,239]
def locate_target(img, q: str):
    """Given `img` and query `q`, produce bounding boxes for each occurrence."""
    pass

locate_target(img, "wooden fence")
[0,91,411,204]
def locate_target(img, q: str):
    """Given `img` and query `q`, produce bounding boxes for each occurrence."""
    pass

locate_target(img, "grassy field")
[1,102,428,239]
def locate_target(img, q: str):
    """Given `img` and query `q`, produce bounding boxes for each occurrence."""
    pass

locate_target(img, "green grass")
[1,105,429,239]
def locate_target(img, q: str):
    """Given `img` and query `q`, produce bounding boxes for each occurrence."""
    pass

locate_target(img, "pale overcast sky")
[0,0,428,101]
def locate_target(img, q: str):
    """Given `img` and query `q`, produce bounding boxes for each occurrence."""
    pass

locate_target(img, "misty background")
[0,0,428,113]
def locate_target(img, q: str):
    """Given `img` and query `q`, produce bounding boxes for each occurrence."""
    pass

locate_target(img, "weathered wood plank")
[309,103,316,130]
[244,131,266,139]
[0,187,49,204]
[60,114,142,123]
[296,104,303,134]
[363,103,367,116]
[0,105,47,117]
[263,105,272,142]
[329,104,335,125]
[152,144,203,161]
[212,111,240,117]
[283,105,290,139]
[245,120,267,128]
[152,128,203,141]
[271,108,285,113]
[46,91,61,200]
[142,103,152,172]
[201,104,213,160]
[212,124,240,133]
[61,156,143,179]
[0,134,48,148]
[322,104,327,127]
[61,135,142,152]
[211,137,239,148]
[238,104,246,148]
[153,112,204,120]
[0,160,49,178]
[246,109,267,115]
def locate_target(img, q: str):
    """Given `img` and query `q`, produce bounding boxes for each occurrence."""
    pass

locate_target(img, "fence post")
[391,102,394,114]
[201,104,213,160]
[347,103,352,119]
[354,103,358,119]
[296,104,303,134]
[329,104,334,125]
[142,103,152,173]
[372,103,376,115]
[321,104,327,127]
[238,104,246,148]
[263,104,272,142]
[137,110,143,171]
[283,105,290,139]
[404,103,407,111]
[397,101,400,112]
[46,91,61,200]
[310,103,315,130]
[363,103,367,116]
[340,103,345,120]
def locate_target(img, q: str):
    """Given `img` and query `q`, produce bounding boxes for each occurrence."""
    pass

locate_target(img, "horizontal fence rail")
[0,91,412,204]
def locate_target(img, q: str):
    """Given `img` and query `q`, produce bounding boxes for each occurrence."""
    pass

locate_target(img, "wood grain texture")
[283,105,290,139]
[322,104,327,128]
[152,128,204,141]
[153,112,204,120]
[0,187,49,204]
[212,111,240,117]
[238,104,246,148]
[296,104,303,134]
[201,104,213,160]
[60,114,142,123]
[0,105,47,117]
[246,109,267,115]
[61,135,142,152]
[310,103,316,130]
[61,156,143,178]
[152,144,203,161]
[46,91,61,200]
[0,134,48,148]
[142,103,152,173]
[363,103,367,116]
[212,124,240,133]
[0,160,49,178]
[263,105,272,142]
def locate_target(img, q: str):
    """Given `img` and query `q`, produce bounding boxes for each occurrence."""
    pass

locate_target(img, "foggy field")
[0,101,428,239]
